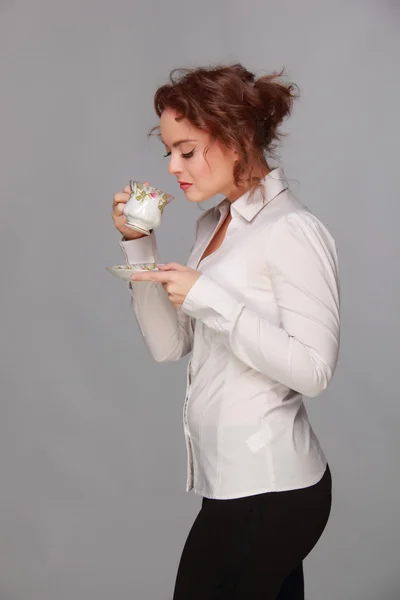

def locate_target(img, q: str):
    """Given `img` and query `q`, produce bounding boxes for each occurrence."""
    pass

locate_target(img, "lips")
[179,182,192,190]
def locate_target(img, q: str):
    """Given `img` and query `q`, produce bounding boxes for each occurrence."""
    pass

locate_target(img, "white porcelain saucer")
[106,263,159,281]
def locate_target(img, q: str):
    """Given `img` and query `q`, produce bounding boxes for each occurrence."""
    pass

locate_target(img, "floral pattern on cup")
[130,181,173,214]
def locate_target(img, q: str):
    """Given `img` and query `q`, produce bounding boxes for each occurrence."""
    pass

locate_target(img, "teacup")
[123,180,174,236]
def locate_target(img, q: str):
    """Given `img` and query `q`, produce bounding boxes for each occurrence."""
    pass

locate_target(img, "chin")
[184,185,215,203]
[194,191,215,203]
[184,190,204,203]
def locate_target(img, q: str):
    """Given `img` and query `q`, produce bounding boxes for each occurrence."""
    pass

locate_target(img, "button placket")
[183,358,194,489]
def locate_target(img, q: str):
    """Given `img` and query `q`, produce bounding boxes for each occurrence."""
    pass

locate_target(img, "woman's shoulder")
[266,212,339,280]
[248,188,339,273]
[261,187,336,244]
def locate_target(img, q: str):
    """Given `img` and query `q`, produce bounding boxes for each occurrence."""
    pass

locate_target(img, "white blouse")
[120,167,340,499]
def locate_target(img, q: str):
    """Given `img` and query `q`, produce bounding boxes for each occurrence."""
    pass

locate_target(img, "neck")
[226,166,270,203]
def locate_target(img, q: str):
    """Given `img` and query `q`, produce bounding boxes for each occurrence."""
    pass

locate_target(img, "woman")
[111,64,340,599]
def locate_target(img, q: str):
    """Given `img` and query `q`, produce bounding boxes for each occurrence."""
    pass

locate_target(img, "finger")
[112,214,128,226]
[158,262,189,271]
[113,192,130,207]
[113,202,126,216]
[131,271,172,282]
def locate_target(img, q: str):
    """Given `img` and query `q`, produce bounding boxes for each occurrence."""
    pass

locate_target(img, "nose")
[167,152,182,176]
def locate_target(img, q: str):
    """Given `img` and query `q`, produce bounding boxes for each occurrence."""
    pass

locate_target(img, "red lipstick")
[179,182,192,190]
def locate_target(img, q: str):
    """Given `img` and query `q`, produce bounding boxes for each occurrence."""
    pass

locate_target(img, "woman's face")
[159,107,240,203]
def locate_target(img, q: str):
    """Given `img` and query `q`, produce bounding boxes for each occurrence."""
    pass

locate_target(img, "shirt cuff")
[181,274,244,332]
[119,230,157,264]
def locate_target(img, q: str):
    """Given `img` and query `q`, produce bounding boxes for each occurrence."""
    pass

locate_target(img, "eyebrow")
[160,138,197,148]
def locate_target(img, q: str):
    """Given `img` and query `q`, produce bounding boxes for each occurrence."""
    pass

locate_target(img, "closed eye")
[163,149,195,159]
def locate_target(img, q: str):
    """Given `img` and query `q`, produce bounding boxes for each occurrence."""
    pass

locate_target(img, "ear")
[232,146,241,163]
[226,146,240,164]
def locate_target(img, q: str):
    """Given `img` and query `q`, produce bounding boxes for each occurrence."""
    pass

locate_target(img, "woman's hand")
[112,182,151,240]
[131,263,202,309]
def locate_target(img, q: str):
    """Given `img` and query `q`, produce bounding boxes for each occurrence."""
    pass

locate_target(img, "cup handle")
[129,180,137,194]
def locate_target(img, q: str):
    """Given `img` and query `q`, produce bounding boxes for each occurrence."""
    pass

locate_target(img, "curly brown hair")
[148,63,299,199]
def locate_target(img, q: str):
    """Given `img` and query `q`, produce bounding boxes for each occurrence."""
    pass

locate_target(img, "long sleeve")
[181,212,340,397]
[120,232,193,362]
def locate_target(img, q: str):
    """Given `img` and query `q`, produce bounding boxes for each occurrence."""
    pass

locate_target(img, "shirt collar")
[216,167,288,222]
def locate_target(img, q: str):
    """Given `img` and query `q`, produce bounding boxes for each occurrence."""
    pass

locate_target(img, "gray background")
[1,0,399,598]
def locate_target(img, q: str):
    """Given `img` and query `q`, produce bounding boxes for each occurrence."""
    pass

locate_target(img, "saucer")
[106,263,159,281]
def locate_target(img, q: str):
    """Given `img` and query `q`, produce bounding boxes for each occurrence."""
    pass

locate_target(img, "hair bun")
[253,69,299,130]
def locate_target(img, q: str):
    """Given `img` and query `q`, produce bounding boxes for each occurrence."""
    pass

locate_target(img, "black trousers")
[173,465,332,600]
